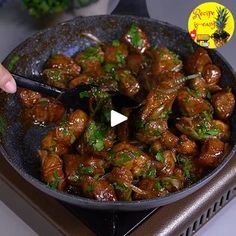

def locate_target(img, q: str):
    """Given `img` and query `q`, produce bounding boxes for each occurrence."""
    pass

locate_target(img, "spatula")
[12,73,139,110]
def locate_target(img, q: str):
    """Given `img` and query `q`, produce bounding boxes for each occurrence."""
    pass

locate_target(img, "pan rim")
[2,14,236,210]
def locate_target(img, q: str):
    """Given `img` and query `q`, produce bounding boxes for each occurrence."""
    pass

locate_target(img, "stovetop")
[1,153,236,236]
[64,205,156,236]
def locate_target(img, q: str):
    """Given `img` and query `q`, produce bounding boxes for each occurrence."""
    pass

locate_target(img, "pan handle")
[111,0,149,18]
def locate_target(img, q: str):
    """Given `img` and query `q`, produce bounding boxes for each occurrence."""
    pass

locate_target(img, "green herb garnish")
[115,152,133,166]
[133,151,141,157]
[116,52,125,64]
[7,55,20,71]
[112,182,128,192]
[128,24,143,48]
[83,46,104,63]
[79,91,90,99]
[48,170,61,189]
[108,150,115,160]
[154,181,164,191]
[200,111,213,122]
[60,126,69,137]
[70,132,76,144]
[22,0,69,17]
[112,40,120,47]
[206,91,212,99]
[145,167,157,178]
[104,63,115,73]
[137,120,145,129]
[78,164,95,175]
[196,124,221,138]
[183,96,191,105]
[186,87,200,98]
[46,69,62,81]
[86,122,105,151]
[176,155,192,178]
[155,151,165,162]
[170,51,181,65]
[71,175,80,182]
[160,110,172,119]
[84,184,94,193]
[153,129,161,137]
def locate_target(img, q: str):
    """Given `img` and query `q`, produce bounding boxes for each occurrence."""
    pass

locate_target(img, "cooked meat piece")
[177,88,213,116]
[43,68,71,89]
[46,54,81,76]
[63,154,105,182]
[68,74,92,88]
[176,116,222,141]
[151,48,182,76]
[211,90,235,120]
[116,69,140,97]
[149,140,163,154]
[156,71,184,90]
[48,109,88,146]
[126,53,144,74]
[103,41,128,64]
[79,176,117,201]
[112,142,151,178]
[109,166,133,201]
[188,77,207,98]
[212,120,230,142]
[155,150,176,176]
[67,109,89,137]
[184,48,212,74]
[40,130,69,155]
[160,131,179,149]
[62,154,80,184]
[39,150,66,191]
[18,88,42,108]
[202,64,221,86]
[136,119,168,144]
[199,138,224,167]
[133,178,169,200]
[176,135,198,156]
[141,87,177,121]
[83,121,116,153]
[74,46,104,76]
[123,24,150,53]
[25,98,65,124]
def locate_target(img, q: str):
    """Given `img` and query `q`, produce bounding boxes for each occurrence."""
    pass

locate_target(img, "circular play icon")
[188,2,235,48]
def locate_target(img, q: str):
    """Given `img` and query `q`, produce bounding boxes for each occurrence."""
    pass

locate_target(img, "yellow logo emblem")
[188,2,235,48]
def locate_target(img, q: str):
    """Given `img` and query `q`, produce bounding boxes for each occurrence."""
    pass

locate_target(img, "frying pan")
[1,0,236,211]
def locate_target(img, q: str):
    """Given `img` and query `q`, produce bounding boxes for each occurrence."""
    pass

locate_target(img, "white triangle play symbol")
[110,110,128,127]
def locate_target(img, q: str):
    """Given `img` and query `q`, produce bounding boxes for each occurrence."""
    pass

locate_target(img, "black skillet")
[1,0,236,211]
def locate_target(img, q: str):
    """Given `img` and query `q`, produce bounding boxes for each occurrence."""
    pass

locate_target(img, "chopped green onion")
[79,91,90,98]
[116,52,125,64]
[128,24,143,48]
[154,181,164,191]
[112,40,120,47]
[48,170,61,189]
[78,165,95,175]
[155,151,165,162]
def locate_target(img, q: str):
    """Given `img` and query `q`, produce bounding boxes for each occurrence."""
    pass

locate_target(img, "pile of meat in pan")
[18,24,235,201]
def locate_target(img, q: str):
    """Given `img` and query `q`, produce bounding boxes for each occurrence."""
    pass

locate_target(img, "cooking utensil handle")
[12,73,62,97]
[111,0,149,17]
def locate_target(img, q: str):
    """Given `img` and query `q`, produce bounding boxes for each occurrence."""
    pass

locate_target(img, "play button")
[110,110,128,127]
